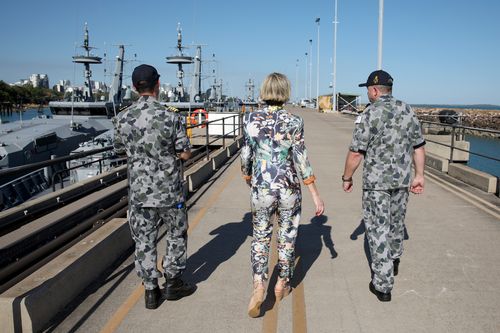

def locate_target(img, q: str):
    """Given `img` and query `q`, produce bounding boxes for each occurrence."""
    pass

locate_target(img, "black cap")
[132,64,160,88]
[358,70,393,87]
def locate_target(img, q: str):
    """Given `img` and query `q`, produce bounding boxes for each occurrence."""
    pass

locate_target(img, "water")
[0,107,53,123]
[465,135,500,178]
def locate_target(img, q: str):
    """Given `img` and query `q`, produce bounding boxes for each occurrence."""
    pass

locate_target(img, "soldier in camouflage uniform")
[342,70,426,302]
[113,64,196,309]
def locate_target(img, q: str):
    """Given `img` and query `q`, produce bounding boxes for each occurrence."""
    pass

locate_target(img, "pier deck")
[45,108,500,332]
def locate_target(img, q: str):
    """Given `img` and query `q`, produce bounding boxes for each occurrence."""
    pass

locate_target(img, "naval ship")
[0,24,126,174]
[0,24,127,209]
[67,23,217,184]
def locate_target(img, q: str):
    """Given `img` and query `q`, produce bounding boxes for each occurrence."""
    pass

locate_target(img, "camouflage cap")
[359,70,393,87]
[132,64,160,88]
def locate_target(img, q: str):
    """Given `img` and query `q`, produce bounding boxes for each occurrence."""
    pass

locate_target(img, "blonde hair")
[260,72,290,105]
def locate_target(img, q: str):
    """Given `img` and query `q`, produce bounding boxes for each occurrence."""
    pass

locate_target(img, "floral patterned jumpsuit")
[241,106,316,283]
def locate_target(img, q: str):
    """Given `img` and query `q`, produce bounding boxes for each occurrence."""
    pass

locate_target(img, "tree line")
[0,81,63,106]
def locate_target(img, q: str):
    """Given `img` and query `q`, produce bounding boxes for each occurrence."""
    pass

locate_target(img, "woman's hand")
[312,194,324,216]
[307,182,324,216]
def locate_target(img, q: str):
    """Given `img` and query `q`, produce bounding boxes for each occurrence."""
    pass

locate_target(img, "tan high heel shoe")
[248,283,265,318]
[274,278,291,301]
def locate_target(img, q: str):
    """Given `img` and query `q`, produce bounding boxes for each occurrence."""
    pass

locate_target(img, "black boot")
[393,258,400,276]
[369,282,391,302]
[163,277,197,301]
[145,286,161,309]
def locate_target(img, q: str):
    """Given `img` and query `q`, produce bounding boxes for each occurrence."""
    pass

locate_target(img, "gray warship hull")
[0,115,113,185]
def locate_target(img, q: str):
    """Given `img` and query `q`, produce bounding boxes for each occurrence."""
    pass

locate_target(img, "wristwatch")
[342,175,353,182]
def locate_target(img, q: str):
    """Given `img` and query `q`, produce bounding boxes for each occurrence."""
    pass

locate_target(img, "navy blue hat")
[132,64,160,88]
[359,70,393,87]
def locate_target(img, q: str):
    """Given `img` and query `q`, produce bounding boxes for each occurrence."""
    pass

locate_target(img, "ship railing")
[51,155,127,191]
[0,146,113,181]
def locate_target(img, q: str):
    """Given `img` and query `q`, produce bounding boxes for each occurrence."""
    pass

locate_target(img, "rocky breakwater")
[415,108,500,138]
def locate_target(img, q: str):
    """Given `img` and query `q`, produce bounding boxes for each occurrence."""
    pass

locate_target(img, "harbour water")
[0,107,53,123]
[465,134,500,178]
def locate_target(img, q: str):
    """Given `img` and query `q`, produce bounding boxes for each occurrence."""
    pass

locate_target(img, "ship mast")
[72,23,102,102]
[166,23,194,102]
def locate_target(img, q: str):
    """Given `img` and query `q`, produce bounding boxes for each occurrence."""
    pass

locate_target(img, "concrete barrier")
[0,218,133,333]
[227,137,243,157]
[424,135,470,162]
[448,163,497,193]
[212,147,227,171]
[186,138,242,192]
[425,152,449,172]
[185,158,214,192]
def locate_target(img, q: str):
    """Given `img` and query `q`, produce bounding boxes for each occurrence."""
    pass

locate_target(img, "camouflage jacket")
[113,96,191,207]
[241,106,316,190]
[350,95,425,190]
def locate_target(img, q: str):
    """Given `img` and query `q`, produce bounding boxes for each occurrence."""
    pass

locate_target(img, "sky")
[1,0,499,105]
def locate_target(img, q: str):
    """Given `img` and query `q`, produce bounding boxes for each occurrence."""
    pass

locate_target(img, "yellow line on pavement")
[100,164,239,333]
[292,257,307,333]
[262,225,279,333]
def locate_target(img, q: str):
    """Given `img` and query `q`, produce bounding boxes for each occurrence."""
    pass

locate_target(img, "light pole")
[295,59,299,103]
[309,39,313,100]
[315,18,320,110]
[332,0,338,112]
[378,0,384,69]
[304,52,308,100]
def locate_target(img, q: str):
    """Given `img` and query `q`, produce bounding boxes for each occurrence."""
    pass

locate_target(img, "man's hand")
[343,180,353,192]
[410,175,424,194]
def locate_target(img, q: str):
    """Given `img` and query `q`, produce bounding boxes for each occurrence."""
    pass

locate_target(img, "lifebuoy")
[190,109,208,128]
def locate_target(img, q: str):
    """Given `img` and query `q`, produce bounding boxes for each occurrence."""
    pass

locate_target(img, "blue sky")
[1,0,499,105]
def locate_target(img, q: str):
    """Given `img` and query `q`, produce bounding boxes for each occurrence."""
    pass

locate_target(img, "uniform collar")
[139,95,158,102]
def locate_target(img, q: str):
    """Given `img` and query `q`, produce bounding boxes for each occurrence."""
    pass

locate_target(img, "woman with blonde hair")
[241,72,324,317]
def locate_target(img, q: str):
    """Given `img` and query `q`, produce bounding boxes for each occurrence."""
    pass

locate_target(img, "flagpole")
[316,18,320,110]
[377,0,384,69]
[332,0,338,111]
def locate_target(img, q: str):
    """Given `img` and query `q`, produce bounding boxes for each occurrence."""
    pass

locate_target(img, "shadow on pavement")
[184,212,253,284]
[292,215,337,289]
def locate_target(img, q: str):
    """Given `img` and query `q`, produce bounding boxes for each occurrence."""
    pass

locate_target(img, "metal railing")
[185,113,243,167]
[420,119,500,164]
[0,146,113,179]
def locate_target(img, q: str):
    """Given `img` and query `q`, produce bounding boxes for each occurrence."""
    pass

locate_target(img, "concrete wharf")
[2,107,500,332]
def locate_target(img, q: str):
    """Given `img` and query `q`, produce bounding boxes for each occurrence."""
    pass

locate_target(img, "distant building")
[28,74,49,88]
[54,84,65,93]
[59,80,71,88]
[12,79,29,86]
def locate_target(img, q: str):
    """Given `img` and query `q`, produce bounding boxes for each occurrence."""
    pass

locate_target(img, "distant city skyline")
[1,0,499,105]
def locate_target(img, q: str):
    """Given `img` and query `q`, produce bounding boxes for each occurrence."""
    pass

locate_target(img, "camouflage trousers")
[251,187,302,283]
[129,204,188,290]
[363,188,409,293]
